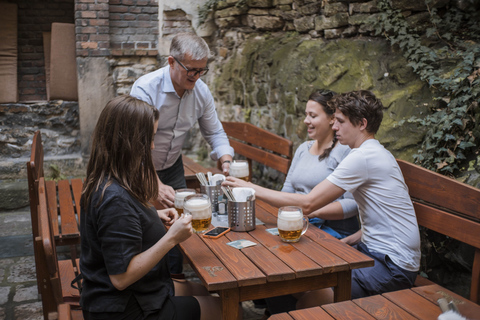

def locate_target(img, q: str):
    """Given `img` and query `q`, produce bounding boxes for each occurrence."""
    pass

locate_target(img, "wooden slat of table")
[290,306,335,320]
[305,227,374,270]
[224,230,295,282]
[412,284,480,320]
[353,294,417,319]
[382,288,441,319]
[70,178,83,223]
[322,300,376,319]
[201,234,266,287]
[249,224,323,278]
[57,179,79,238]
[269,313,294,320]
[178,233,237,291]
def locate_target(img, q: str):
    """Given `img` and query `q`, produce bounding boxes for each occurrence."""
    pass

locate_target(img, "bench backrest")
[397,159,480,304]
[220,121,293,180]
[36,177,63,319]
[27,130,44,237]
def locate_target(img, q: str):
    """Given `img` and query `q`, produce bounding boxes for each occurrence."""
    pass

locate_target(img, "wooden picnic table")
[179,198,374,320]
[269,284,480,319]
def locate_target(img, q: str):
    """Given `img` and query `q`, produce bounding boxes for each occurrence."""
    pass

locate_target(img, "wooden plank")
[397,159,480,221]
[383,288,441,319]
[222,121,293,157]
[57,179,79,237]
[201,233,266,287]
[70,179,83,223]
[414,201,480,249]
[59,260,80,300]
[248,224,323,278]
[305,227,374,270]
[289,307,335,320]
[322,300,376,319]
[472,248,480,304]
[228,139,291,175]
[225,229,295,282]
[353,294,417,319]
[45,180,60,237]
[269,313,295,320]
[179,233,237,291]
[412,284,480,320]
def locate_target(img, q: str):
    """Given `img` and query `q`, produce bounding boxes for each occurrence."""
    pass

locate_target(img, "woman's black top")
[79,179,173,313]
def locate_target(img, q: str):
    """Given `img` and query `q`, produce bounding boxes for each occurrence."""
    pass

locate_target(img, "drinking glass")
[183,194,212,234]
[229,160,250,181]
[277,206,308,243]
[174,188,196,215]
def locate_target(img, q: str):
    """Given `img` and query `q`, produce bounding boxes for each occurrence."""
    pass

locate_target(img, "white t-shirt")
[327,139,420,272]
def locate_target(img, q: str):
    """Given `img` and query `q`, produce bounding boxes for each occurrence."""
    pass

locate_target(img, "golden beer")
[174,189,196,216]
[237,176,250,182]
[277,206,308,243]
[183,194,212,234]
[192,217,212,233]
[278,229,303,242]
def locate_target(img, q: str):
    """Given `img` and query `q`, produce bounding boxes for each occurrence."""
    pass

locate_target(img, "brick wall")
[8,0,74,102]
[75,0,159,57]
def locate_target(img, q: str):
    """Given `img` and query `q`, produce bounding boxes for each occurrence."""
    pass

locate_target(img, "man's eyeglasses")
[173,57,209,77]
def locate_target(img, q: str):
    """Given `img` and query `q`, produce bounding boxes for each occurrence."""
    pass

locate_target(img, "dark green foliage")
[373,0,480,173]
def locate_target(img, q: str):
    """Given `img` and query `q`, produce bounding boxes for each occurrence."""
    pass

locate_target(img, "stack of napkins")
[232,187,255,202]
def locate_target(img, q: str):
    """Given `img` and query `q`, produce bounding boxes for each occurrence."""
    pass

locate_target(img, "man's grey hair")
[170,33,210,61]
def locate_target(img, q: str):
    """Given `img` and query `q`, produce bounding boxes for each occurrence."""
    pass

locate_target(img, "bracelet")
[222,160,231,164]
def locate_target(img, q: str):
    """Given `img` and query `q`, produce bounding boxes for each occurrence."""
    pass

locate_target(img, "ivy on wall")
[373,0,480,174]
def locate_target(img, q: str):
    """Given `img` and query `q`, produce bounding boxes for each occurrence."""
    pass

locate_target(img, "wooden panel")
[397,159,480,221]
[269,313,295,320]
[222,121,293,157]
[305,226,374,270]
[179,233,237,291]
[229,139,291,174]
[472,248,480,304]
[414,202,480,249]
[45,180,60,236]
[248,224,323,278]
[353,294,417,319]
[322,300,375,319]
[225,230,295,282]
[383,288,441,319]
[57,180,79,237]
[412,284,480,319]
[201,233,266,287]
[290,307,335,320]
[59,260,80,300]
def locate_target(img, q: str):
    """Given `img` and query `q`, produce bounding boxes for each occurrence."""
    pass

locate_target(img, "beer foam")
[230,161,249,178]
[184,198,211,219]
[278,209,303,231]
[175,191,196,206]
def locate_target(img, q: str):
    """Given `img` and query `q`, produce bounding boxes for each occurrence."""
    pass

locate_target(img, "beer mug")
[229,160,250,181]
[183,194,212,234]
[277,206,308,243]
[174,188,196,215]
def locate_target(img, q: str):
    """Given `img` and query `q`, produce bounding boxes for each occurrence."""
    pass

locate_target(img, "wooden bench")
[269,284,480,319]
[35,177,81,320]
[397,159,480,304]
[219,121,294,180]
[49,303,83,320]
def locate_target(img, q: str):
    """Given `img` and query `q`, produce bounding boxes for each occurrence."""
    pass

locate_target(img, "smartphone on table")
[202,227,230,239]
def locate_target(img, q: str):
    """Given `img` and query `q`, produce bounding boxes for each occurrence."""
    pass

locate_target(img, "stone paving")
[0,205,266,320]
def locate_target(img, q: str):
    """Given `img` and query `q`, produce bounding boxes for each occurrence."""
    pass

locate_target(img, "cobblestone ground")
[0,207,266,320]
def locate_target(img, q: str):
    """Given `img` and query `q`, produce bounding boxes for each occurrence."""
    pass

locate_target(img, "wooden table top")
[179,198,374,293]
[270,284,480,319]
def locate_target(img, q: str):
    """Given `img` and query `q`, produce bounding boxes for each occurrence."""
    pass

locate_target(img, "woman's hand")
[222,176,251,188]
[157,208,178,226]
[167,213,193,244]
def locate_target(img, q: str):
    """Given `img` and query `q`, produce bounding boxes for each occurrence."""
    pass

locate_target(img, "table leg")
[219,288,240,320]
[333,270,351,302]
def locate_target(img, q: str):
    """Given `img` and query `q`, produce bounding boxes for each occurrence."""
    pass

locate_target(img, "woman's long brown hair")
[81,95,160,209]
[308,89,337,160]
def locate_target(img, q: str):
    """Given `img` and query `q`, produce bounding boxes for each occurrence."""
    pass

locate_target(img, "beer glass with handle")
[183,194,212,233]
[174,188,196,215]
[277,206,309,242]
[229,160,250,182]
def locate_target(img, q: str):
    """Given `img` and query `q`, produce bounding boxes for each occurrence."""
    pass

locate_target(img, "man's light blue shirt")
[130,65,234,170]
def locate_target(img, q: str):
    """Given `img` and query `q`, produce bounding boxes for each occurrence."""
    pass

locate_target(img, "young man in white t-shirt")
[224,90,420,312]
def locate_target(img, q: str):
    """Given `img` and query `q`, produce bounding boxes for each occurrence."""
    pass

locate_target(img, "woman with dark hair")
[225,89,359,242]
[80,95,222,320]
